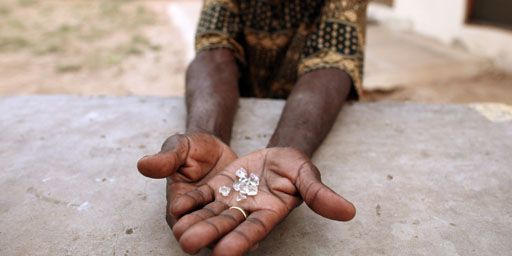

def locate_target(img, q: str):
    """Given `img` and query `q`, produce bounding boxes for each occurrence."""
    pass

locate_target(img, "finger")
[137,134,189,179]
[296,163,356,221]
[171,184,215,216]
[179,207,246,254]
[212,209,282,256]
[166,181,198,228]
[167,181,196,206]
[173,201,228,240]
[166,212,178,229]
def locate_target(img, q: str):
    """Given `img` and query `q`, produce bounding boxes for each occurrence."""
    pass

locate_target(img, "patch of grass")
[0,5,11,16]
[34,24,79,55]
[2,0,166,73]
[55,63,82,73]
[5,18,26,30]
[17,0,36,7]
[132,5,158,26]
[39,4,54,17]
[99,0,125,17]
[57,24,74,34]
[0,36,30,52]
[34,44,64,55]
[125,46,144,56]
[131,34,161,52]
[82,34,161,70]
[132,34,150,46]
[107,54,123,66]
[45,24,81,39]
[78,26,109,42]
[115,34,162,57]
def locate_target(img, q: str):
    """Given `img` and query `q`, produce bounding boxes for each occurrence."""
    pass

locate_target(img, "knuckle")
[161,133,185,152]
[304,182,323,204]
[246,217,268,234]
[172,221,186,239]
[170,199,185,216]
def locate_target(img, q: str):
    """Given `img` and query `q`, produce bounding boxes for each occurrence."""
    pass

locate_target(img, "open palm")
[170,147,356,255]
[137,133,238,227]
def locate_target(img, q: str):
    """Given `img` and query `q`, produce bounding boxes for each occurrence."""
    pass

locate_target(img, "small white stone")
[247,186,258,196]
[249,173,260,186]
[240,184,250,195]
[219,186,231,197]
[236,193,247,201]
[235,168,247,179]
[233,181,241,191]
[240,177,249,185]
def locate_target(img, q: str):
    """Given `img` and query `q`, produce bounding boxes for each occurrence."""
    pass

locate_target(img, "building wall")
[369,0,512,71]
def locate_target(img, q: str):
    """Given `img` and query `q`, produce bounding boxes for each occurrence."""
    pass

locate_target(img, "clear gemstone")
[240,184,250,195]
[219,186,231,197]
[232,169,259,198]
[240,177,249,185]
[247,186,258,196]
[249,173,260,186]
[233,181,241,191]
[235,168,247,179]
[236,193,247,201]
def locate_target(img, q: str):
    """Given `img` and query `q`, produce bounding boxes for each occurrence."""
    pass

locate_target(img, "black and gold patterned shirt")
[196,0,368,99]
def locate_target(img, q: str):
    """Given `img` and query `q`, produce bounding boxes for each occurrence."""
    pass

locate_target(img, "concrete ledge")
[0,96,511,255]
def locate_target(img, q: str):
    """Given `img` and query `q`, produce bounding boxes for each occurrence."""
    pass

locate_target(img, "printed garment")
[196,0,368,99]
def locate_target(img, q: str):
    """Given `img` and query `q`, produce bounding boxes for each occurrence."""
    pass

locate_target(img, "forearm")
[267,69,352,157]
[185,49,240,144]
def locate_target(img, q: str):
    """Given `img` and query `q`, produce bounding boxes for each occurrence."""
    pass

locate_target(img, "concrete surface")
[0,96,511,255]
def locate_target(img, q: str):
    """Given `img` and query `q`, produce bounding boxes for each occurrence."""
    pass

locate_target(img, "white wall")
[393,0,466,43]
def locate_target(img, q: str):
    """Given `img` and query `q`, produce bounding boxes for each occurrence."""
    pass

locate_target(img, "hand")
[137,132,238,227]
[171,147,356,255]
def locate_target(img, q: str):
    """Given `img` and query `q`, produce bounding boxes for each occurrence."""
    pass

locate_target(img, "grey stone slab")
[0,96,511,256]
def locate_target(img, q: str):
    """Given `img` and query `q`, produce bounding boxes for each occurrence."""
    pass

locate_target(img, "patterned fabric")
[195,0,368,99]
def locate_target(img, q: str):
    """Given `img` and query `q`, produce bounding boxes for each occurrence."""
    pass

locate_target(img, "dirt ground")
[0,0,511,104]
[365,70,512,104]
[0,0,186,96]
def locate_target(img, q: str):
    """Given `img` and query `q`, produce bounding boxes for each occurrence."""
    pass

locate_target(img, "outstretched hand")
[137,132,238,227]
[170,147,356,255]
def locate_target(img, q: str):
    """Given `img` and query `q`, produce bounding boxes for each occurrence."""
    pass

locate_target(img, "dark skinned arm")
[186,48,351,155]
[185,48,240,144]
[268,68,352,157]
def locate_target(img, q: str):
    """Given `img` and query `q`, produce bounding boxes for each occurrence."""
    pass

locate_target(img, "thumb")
[296,163,356,221]
[137,134,189,179]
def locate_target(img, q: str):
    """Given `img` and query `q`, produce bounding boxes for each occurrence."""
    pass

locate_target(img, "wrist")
[184,127,230,145]
[267,135,313,158]
[187,124,228,142]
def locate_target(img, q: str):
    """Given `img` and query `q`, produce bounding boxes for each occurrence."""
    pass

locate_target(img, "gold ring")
[229,206,247,219]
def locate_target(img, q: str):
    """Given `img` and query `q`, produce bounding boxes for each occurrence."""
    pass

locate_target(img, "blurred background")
[0,0,511,103]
